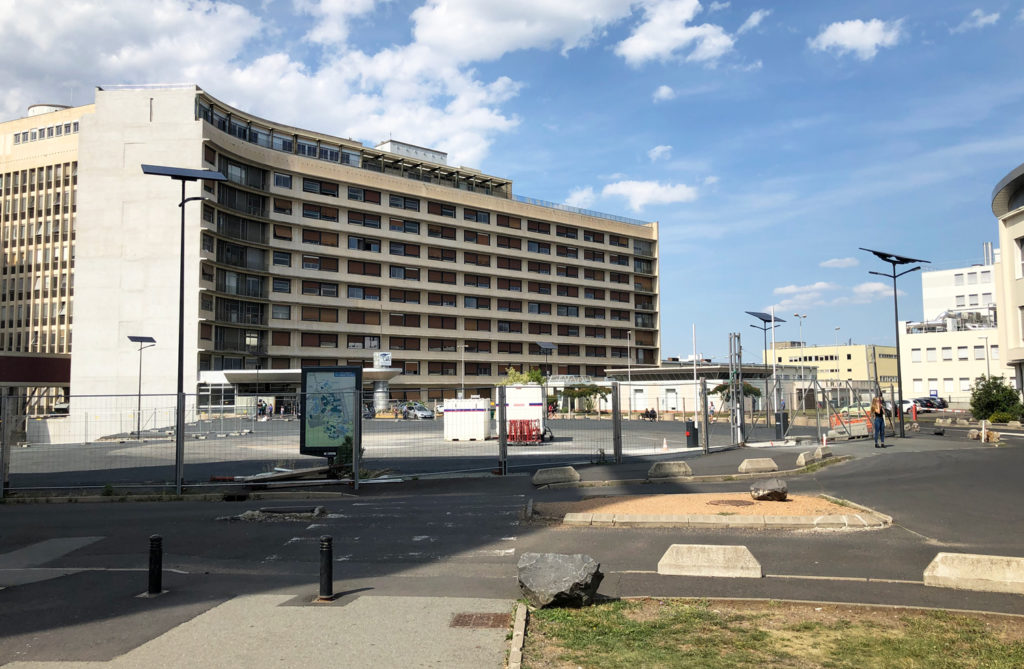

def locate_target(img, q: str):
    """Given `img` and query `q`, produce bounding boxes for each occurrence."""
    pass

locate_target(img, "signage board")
[300,366,362,459]
[373,351,392,369]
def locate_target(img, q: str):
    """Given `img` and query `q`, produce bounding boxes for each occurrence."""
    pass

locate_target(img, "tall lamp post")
[793,313,806,409]
[860,248,929,439]
[127,335,156,440]
[142,165,226,494]
[746,311,785,427]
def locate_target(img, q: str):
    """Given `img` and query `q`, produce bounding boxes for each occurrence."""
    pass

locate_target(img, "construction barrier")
[508,419,541,443]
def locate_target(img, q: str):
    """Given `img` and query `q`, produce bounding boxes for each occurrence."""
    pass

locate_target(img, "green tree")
[497,366,546,386]
[561,384,610,414]
[969,375,1023,421]
[710,382,762,403]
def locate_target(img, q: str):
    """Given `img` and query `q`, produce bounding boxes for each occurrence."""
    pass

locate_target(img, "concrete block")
[763,516,814,529]
[738,458,778,474]
[686,514,729,527]
[590,513,616,527]
[563,513,592,526]
[796,451,818,467]
[814,446,833,460]
[813,515,849,528]
[847,422,869,437]
[924,552,1024,595]
[718,515,765,529]
[614,514,688,528]
[531,466,580,486]
[647,461,693,478]
[657,544,763,578]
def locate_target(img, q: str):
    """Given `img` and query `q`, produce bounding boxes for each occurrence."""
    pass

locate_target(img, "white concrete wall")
[71,87,206,430]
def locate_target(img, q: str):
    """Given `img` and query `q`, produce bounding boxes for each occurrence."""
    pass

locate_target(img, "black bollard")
[148,534,163,595]
[318,535,333,600]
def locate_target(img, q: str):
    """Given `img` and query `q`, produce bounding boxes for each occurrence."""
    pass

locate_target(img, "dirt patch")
[534,492,857,518]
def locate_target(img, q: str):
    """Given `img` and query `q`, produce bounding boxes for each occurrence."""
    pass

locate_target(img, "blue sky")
[2,1,1021,361]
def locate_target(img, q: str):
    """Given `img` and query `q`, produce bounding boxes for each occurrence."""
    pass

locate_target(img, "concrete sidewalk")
[4,595,516,669]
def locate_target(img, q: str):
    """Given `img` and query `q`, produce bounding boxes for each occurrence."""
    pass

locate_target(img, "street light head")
[127,335,156,344]
[745,310,786,324]
[141,164,227,182]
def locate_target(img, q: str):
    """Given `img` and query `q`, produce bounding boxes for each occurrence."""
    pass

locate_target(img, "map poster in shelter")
[300,366,362,459]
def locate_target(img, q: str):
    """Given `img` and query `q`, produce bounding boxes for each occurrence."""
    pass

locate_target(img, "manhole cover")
[708,499,755,507]
[450,612,512,628]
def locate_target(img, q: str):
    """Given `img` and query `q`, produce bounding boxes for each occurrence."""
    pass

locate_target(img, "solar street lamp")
[141,164,226,494]
[127,335,155,440]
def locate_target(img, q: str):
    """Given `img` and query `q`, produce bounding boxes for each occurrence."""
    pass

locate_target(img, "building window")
[303,281,338,297]
[464,274,490,288]
[465,296,490,309]
[390,219,420,234]
[390,313,421,327]
[274,173,292,189]
[992,345,1000,360]
[389,241,420,257]
[302,178,338,197]
[969,294,979,306]
[272,278,291,293]
[347,285,381,301]
[389,195,420,211]
[941,347,952,360]
[954,273,964,286]
[974,345,985,360]
[955,295,966,307]
[464,230,490,245]
[583,230,604,243]
[272,251,291,267]
[272,305,290,320]
[497,214,521,229]
[957,346,969,360]
[464,208,490,223]
[390,289,420,303]
[390,337,420,350]
[527,220,549,234]
[348,186,381,203]
[427,201,456,217]
[926,348,936,362]
[464,252,490,267]
[390,265,420,281]
[960,378,971,392]
[349,211,382,228]
[497,256,522,271]
[528,241,550,254]
[349,236,382,253]
[348,260,381,276]
[427,224,456,240]
[427,247,456,262]
[347,310,381,325]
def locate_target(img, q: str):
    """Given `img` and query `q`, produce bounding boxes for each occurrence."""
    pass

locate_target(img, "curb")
[537,455,853,490]
[507,602,527,669]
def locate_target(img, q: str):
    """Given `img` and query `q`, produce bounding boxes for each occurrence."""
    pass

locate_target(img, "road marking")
[611,570,922,586]
[0,537,104,569]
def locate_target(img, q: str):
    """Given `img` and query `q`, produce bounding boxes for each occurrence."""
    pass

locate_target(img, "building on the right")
[898,243,1007,406]
[991,164,1024,393]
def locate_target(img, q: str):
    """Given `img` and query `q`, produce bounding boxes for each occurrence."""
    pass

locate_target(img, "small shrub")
[987,411,1016,424]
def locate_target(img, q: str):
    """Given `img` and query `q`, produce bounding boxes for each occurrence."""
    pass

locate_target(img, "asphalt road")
[2,432,1024,664]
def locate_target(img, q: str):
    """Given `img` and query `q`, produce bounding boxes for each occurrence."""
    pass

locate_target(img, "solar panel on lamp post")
[127,335,155,440]
[860,248,930,439]
[746,311,785,430]
[141,165,227,495]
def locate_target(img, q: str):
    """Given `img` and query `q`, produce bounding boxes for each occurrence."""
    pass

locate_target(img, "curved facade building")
[991,163,1024,390]
[62,85,659,410]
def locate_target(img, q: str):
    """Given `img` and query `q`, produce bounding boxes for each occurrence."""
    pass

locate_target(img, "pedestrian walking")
[869,396,886,448]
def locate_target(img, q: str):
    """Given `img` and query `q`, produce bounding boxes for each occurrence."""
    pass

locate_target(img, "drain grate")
[450,612,512,628]
[708,499,755,507]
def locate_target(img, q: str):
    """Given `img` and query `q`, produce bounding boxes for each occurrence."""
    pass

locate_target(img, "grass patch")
[523,599,1024,669]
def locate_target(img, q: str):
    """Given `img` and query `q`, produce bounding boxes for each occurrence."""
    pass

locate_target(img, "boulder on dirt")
[517,552,603,608]
[749,478,788,501]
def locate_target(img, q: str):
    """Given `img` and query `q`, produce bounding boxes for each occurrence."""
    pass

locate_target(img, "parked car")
[886,399,915,415]
[401,402,435,419]
[913,397,939,412]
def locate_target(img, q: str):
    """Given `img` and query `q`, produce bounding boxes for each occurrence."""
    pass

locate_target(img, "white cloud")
[0,0,647,168]
[773,281,837,295]
[851,281,892,301]
[737,9,770,35]
[601,179,698,211]
[950,9,999,34]
[615,0,734,67]
[652,84,676,102]
[294,0,378,45]
[709,1,730,11]
[565,186,596,208]
[702,175,719,185]
[647,144,673,161]
[808,18,903,61]
[820,257,859,268]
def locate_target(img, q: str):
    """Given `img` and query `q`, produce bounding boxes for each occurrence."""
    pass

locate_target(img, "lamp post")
[978,335,991,378]
[127,335,156,440]
[794,314,806,409]
[142,165,226,495]
[459,342,466,399]
[626,331,632,420]
[746,311,785,427]
[860,248,930,438]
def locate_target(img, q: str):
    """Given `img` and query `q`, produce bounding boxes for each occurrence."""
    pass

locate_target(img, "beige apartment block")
[54,85,660,412]
[768,341,898,386]
[0,103,90,409]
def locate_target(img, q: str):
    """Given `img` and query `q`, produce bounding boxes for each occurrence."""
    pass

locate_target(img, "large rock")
[517,552,603,608]
[531,466,580,486]
[750,478,788,501]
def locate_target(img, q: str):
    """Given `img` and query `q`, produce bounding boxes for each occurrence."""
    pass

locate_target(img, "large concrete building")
[992,162,1024,392]
[767,341,898,387]
[2,85,660,415]
[899,245,1007,405]
[0,103,89,410]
